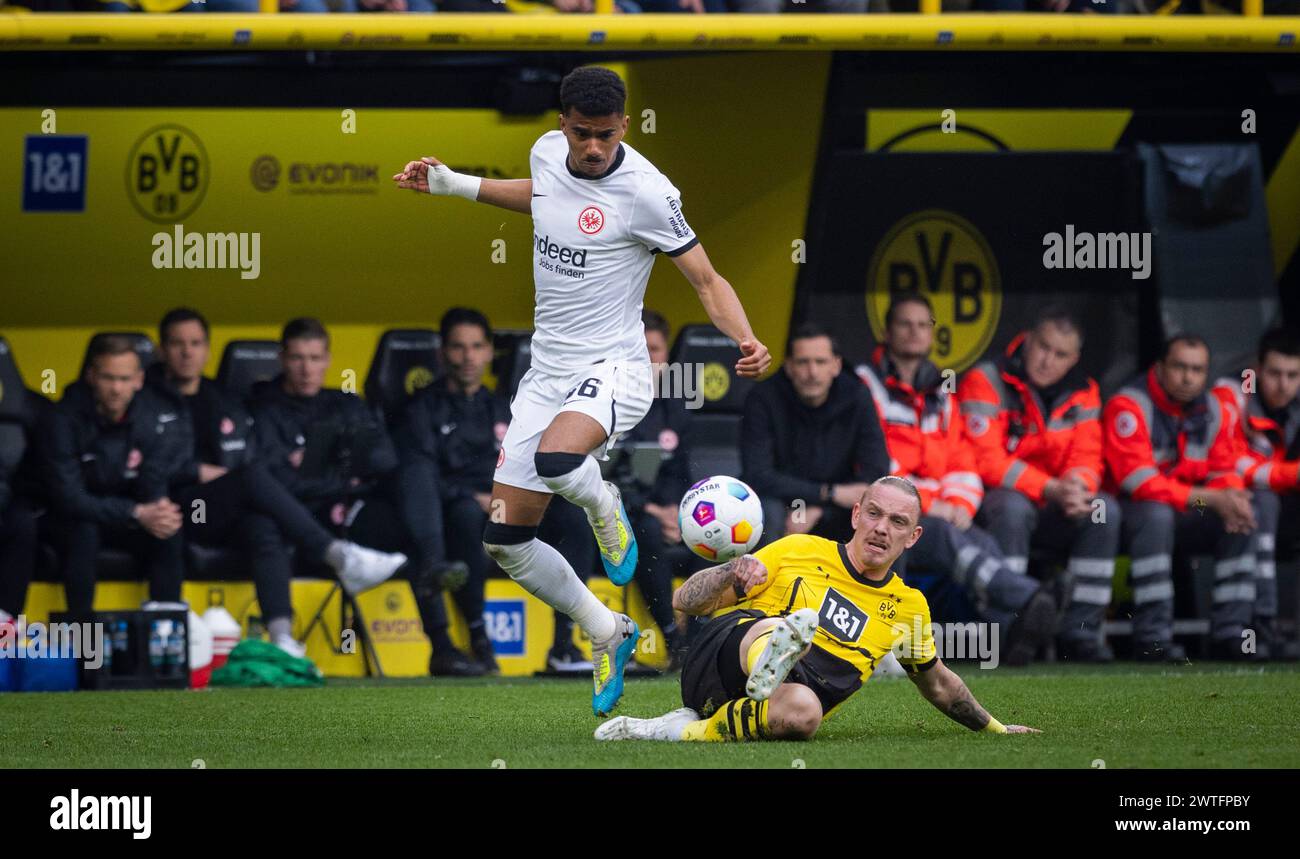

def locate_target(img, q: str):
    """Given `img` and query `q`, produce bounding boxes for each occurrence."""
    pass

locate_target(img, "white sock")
[268,617,293,640]
[488,538,616,641]
[539,455,615,519]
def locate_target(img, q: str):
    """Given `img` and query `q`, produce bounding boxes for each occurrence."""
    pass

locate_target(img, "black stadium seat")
[491,329,532,402]
[216,339,281,401]
[364,329,440,424]
[669,324,753,478]
[77,331,156,379]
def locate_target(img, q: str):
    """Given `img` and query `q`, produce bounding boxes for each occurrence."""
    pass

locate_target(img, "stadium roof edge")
[0,12,1297,54]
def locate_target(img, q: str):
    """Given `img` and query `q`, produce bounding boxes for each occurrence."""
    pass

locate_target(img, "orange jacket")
[957,333,1103,504]
[1211,377,1300,493]
[856,346,983,517]
[1102,367,1244,511]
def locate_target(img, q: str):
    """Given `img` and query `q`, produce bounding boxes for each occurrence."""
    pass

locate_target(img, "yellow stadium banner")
[0,14,1297,53]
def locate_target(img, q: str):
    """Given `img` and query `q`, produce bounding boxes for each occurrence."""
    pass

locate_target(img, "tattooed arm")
[672,554,768,616]
[909,659,1040,734]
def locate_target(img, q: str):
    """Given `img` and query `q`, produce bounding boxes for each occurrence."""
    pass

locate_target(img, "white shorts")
[494,359,655,494]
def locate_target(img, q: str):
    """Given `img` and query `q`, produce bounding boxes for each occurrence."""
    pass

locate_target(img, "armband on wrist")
[982,717,1007,734]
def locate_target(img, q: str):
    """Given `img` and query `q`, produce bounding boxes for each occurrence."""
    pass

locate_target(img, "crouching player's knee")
[768,684,824,740]
[482,522,538,578]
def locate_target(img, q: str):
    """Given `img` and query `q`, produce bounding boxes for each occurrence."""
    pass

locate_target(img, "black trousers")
[50,515,184,614]
[180,463,335,622]
[0,500,38,616]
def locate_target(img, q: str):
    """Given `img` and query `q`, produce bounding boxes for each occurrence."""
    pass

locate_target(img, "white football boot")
[745,607,819,702]
[594,707,700,742]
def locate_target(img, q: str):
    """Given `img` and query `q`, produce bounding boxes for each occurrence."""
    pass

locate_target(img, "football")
[678,475,764,562]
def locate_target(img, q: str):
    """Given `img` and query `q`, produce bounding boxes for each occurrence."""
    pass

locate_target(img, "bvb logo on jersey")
[404,365,435,396]
[127,124,209,224]
[700,362,730,402]
[865,209,1001,374]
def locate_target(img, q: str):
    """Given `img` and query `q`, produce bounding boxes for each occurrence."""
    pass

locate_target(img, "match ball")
[679,475,764,562]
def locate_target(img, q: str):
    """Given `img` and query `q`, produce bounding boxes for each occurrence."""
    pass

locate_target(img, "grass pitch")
[3,663,1298,769]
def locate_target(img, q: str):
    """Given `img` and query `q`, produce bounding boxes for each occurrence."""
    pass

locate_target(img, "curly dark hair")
[559,66,626,118]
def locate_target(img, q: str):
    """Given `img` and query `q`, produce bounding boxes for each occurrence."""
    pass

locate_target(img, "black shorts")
[680,609,865,717]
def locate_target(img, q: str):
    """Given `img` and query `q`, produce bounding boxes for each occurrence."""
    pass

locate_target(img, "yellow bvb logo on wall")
[700,362,731,402]
[126,124,209,224]
[866,209,1002,374]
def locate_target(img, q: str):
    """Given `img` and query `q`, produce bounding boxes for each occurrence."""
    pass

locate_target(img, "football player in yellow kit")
[595,476,1040,742]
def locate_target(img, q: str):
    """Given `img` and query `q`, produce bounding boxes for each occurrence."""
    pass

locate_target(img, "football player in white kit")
[394,66,770,715]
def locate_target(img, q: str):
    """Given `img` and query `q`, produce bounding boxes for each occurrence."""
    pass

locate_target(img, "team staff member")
[959,308,1122,662]
[0,380,40,630]
[37,335,184,613]
[150,307,408,656]
[396,308,601,676]
[1104,334,1257,662]
[609,309,697,668]
[250,319,482,670]
[741,323,889,542]
[594,477,1040,742]
[1213,328,1300,660]
[860,296,1054,666]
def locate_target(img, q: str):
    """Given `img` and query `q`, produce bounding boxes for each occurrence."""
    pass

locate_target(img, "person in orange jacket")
[1104,334,1258,662]
[959,308,1121,662]
[1212,327,1300,660]
[858,295,1056,666]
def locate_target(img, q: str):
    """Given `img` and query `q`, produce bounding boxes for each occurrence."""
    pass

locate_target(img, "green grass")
[3,664,1299,768]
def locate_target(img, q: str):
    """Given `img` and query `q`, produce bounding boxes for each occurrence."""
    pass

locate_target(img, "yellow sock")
[745,630,774,673]
[680,698,770,742]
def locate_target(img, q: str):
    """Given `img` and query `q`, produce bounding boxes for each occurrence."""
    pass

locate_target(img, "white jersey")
[528,129,697,375]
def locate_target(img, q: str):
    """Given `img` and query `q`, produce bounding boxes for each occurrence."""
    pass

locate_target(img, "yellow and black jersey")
[718,533,937,715]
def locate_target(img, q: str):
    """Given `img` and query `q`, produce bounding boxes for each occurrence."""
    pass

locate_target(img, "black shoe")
[430,651,486,677]
[430,560,470,591]
[1058,637,1115,663]
[470,633,499,675]
[1005,589,1058,667]
[1134,640,1188,663]
[547,640,594,673]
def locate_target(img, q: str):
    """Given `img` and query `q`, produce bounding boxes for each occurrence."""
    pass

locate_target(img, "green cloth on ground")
[210,639,324,688]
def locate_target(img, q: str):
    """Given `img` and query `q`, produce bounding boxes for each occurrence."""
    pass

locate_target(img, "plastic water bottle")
[112,620,129,674]
[164,621,185,678]
[148,622,164,672]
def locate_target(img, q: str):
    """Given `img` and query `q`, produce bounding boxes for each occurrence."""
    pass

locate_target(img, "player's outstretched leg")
[745,608,819,701]
[595,707,699,742]
[535,451,638,585]
[598,684,823,743]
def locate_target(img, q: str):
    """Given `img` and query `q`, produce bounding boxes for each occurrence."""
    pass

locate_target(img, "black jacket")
[144,363,255,491]
[248,376,397,506]
[610,394,693,512]
[393,378,508,502]
[741,369,889,504]
[1,388,51,515]
[37,382,184,527]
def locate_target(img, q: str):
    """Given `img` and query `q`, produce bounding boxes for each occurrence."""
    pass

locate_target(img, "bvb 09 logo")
[126,124,209,223]
[866,210,1001,373]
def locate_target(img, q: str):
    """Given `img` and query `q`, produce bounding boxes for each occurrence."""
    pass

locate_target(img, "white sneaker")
[594,707,699,742]
[872,650,908,680]
[745,607,818,702]
[272,634,307,659]
[337,543,407,596]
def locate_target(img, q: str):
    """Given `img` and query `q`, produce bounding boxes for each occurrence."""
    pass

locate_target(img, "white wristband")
[428,163,482,201]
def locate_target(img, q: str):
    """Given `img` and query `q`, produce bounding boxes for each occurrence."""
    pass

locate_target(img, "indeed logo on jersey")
[535,234,589,267]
